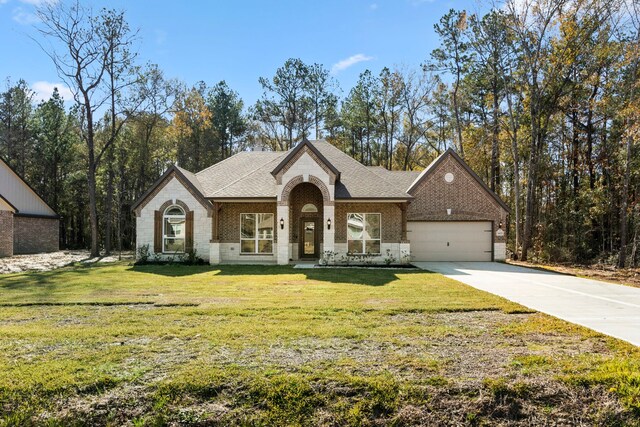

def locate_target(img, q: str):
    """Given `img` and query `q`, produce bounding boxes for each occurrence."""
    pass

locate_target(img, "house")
[132,139,508,264]
[0,158,60,257]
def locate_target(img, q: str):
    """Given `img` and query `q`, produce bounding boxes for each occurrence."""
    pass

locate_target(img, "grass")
[0,262,638,426]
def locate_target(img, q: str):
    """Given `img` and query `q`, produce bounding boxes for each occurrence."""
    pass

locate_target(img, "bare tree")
[36,1,139,257]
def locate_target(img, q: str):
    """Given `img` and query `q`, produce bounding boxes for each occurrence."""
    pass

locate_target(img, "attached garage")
[408,221,493,262]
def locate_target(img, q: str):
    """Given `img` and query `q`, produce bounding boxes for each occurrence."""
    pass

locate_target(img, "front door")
[301,220,318,259]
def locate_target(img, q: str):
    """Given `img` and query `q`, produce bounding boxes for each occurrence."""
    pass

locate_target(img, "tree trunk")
[104,146,114,255]
[510,126,521,259]
[491,76,500,193]
[521,98,539,261]
[618,126,631,268]
[88,162,100,257]
[453,77,464,157]
[630,219,638,268]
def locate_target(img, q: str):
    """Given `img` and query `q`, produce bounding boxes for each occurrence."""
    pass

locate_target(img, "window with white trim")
[240,213,274,254]
[347,213,381,254]
[163,205,186,253]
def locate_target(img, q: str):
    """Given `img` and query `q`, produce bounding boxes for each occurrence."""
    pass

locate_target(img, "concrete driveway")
[414,261,640,346]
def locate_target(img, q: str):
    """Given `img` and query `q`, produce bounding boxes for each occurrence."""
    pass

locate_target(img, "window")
[163,205,185,253]
[241,213,274,254]
[347,213,381,254]
[301,203,318,213]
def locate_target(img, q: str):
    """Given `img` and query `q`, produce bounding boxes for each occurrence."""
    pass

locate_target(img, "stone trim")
[158,199,190,214]
[274,145,337,185]
[133,169,213,217]
[279,174,333,206]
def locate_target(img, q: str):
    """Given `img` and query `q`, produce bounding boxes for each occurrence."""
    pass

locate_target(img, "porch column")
[323,204,335,255]
[277,204,289,265]
[209,202,221,265]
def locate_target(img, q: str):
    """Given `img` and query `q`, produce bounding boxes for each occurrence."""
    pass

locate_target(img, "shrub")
[136,244,150,264]
[383,249,397,266]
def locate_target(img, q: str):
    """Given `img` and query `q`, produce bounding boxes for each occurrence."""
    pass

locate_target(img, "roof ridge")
[311,139,377,171]
[310,140,413,198]
[195,150,281,177]
[208,152,285,197]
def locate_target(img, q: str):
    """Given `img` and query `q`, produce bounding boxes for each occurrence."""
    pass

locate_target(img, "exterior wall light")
[280,217,284,229]
[327,218,331,230]
[446,208,452,216]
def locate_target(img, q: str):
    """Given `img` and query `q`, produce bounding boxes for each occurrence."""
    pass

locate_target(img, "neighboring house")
[0,158,60,257]
[132,139,509,264]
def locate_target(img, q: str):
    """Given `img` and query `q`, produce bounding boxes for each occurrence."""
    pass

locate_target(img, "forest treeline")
[0,0,639,266]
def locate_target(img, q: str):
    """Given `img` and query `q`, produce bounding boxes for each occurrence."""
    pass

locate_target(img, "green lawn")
[0,263,638,426]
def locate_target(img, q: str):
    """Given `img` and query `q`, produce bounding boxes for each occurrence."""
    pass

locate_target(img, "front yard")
[0,263,638,426]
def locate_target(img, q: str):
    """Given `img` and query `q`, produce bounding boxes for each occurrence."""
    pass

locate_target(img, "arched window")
[163,205,186,253]
[301,203,318,213]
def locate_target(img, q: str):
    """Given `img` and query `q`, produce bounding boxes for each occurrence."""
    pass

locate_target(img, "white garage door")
[408,221,493,261]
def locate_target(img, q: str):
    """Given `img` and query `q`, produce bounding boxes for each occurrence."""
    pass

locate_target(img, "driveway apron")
[413,261,640,346]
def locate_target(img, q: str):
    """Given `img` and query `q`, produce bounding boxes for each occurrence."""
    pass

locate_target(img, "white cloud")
[0,0,10,6]
[19,0,58,5]
[370,3,379,10]
[31,81,74,102]
[331,54,374,74]
[12,7,39,24]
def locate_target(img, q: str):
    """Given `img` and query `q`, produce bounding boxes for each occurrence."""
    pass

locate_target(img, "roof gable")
[131,165,212,215]
[0,157,57,216]
[270,138,341,182]
[407,148,509,211]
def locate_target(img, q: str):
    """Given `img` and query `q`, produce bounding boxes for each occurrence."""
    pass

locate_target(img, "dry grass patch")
[0,263,638,426]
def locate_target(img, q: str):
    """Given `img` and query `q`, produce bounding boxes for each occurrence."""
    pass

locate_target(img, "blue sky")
[0,0,485,106]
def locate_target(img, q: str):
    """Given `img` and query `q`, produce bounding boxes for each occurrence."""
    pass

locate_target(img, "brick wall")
[335,202,403,243]
[218,202,278,243]
[13,215,59,254]
[406,155,507,244]
[0,211,13,257]
[289,183,324,244]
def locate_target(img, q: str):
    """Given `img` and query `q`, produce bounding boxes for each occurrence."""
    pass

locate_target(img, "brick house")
[0,158,60,257]
[132,139,508,264]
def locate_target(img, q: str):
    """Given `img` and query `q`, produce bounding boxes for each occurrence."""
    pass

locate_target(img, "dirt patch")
[27,310,637,425]
[509,260,640,288]
[0,251,134,274]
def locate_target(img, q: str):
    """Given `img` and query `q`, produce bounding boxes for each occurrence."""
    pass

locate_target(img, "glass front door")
[303,221,316,257]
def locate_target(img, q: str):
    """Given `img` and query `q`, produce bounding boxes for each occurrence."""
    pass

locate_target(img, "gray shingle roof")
[196,151,284,198]
[190,139,415,200]
[310,140,413,199]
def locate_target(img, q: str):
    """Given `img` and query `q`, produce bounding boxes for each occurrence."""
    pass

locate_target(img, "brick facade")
[218,202,278,243]
[335,202,403,243]
[288,183,324,244]
[407,155,507,244]
[13,215,59,254]
[0,211,13,257]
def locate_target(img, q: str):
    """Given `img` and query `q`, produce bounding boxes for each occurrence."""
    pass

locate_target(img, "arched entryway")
[289,183,324,259]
